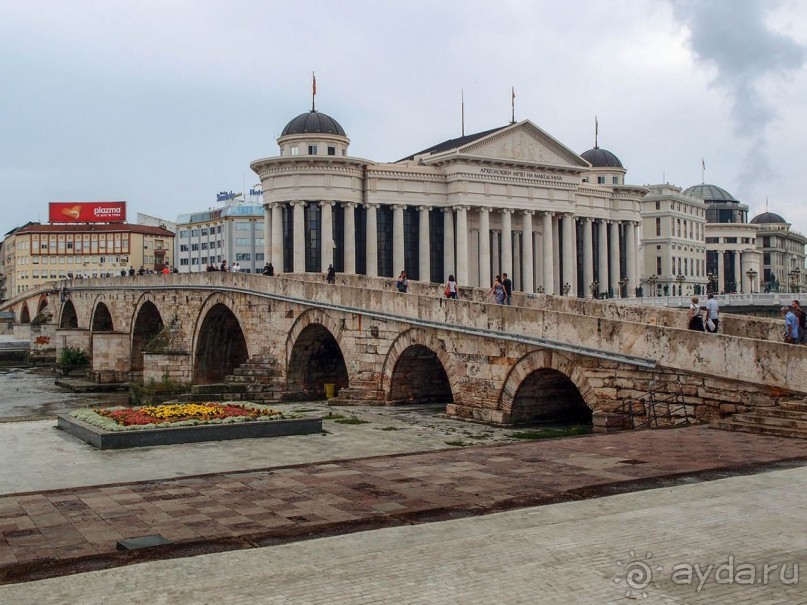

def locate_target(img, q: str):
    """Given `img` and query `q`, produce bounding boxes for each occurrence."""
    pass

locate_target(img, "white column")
[609,221,620,297]
[365,203,378,277]
[626,221,637,297]
[598,220,608,294]
[562,214,575,296]
[542,212,554,295]
[513,232,522,291]
[418,206,431,282]
[455,206,469,286]
[717,251,724,293]
[443,208,454,281]
[552,215,561,293]
[479,208,491,287]
[583,218,594,297]
[491,231,500,279]
[534,231,542,290]
[522,211,534,293]
[343,202,356,274]
[393,205,405,276]
[733,251,741,292]
[320,201,334,272]
[293,201,306,273]
[501,209,513,278]
[263,206,272,267]
[271,203,283,271]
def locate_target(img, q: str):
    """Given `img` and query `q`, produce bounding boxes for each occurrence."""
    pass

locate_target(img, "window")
[236,238,251,246]
[656,257,662,274]
[191,229,200,237]
[612,176,618,184]
[236,253,251,261]
[201,242,208,250]
[582,177,589,183]
[180,258,189,266]
[191,243,199,251]
[655,201,661,210]
[201,228,208,236]
[291,146,299,156]
[328,146,335,156]
[236,222,251,231]
[597,176,606,184]
[308,145,318,155]
[180,244,188,252]
[655,217,661,236]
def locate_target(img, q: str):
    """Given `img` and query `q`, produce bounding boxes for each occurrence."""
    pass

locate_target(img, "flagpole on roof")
[312,71,317,112]
[461,88,465,137]
[511,86,515,124]
[594,115,599,148]
[701,158,705,185]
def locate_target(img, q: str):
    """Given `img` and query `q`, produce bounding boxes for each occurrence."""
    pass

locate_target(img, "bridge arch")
[19,303,31,324]
[90,301,114,332]
[130,297,164,376]
[500,350,593,425]
[37,295,49,314]
[381,328,455,405]
[286,309,349,400]
[192,294,250,385]
[59,300,79,329]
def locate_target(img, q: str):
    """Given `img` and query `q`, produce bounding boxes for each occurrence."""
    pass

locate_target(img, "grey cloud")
[670,0,805,191]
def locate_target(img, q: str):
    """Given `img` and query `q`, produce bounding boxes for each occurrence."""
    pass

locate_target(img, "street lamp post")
[562,282,571,296]
[676,274,685,297]
[789,268,801,294]
[706,272,716,294]
[589,280,599,299]
[618,277,629,298]
[746,268,757,294]
[646,275,657,300]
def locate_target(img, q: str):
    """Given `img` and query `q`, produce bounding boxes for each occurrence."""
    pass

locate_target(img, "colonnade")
[263,202,640,298]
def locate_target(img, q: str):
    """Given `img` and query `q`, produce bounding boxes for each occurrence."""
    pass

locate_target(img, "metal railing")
[619,378,694,429]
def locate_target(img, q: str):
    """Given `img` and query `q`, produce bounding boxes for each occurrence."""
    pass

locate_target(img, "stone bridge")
[3,273,805,428]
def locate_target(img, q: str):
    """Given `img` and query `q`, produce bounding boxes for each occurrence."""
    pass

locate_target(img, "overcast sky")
[2,0,806,238]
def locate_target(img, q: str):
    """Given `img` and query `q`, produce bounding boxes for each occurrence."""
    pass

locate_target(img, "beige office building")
[3,223,175,296]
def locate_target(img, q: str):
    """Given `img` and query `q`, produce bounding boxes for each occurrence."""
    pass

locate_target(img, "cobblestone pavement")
[0,464,805,604]
[0,418,806,586]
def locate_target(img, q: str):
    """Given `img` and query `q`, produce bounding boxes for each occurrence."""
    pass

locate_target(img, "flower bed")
[58,402,322,449]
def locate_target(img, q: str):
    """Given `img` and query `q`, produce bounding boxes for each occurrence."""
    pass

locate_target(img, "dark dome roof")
[682,184,737,203]
[281,110,346,137]
[580,147,623,168]
[750,211,788,225]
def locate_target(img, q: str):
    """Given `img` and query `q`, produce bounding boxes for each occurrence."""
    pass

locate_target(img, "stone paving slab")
[1,425,806,584]
[0,463,805,603]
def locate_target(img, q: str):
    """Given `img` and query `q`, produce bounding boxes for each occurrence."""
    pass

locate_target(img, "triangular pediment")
[454,121,588,169]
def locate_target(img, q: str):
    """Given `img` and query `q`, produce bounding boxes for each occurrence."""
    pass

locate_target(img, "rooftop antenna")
[594,115,599,148]
[312,71,317,112]
[511,86,515,124]
[461,88,465,137]
[701,158,705,185]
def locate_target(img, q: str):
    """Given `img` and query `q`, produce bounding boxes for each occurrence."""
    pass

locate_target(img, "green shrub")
[58,346,88,368]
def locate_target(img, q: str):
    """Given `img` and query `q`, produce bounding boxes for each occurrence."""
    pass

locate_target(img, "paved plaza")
[0,402,806,602]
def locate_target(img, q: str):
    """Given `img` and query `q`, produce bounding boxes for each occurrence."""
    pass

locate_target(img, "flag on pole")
[595,115,599,148]
[312,72,317,111]
[702,158,705,171]
[511,86,515,123]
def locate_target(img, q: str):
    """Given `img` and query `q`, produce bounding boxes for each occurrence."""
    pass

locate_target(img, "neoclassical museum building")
[250,108,646,297]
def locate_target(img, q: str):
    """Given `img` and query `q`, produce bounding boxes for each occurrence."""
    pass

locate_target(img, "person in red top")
[161,266,170,275]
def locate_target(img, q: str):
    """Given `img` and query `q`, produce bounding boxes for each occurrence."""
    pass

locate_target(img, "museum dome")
[750,211,788,225]
[682,184,737,203]
[281,110,346,137]
[580,147,623,169]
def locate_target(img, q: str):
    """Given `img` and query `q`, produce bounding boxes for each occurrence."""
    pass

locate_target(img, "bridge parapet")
[4,273,806,403]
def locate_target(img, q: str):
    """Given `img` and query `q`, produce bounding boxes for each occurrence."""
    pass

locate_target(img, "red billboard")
[49,201,127,224]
